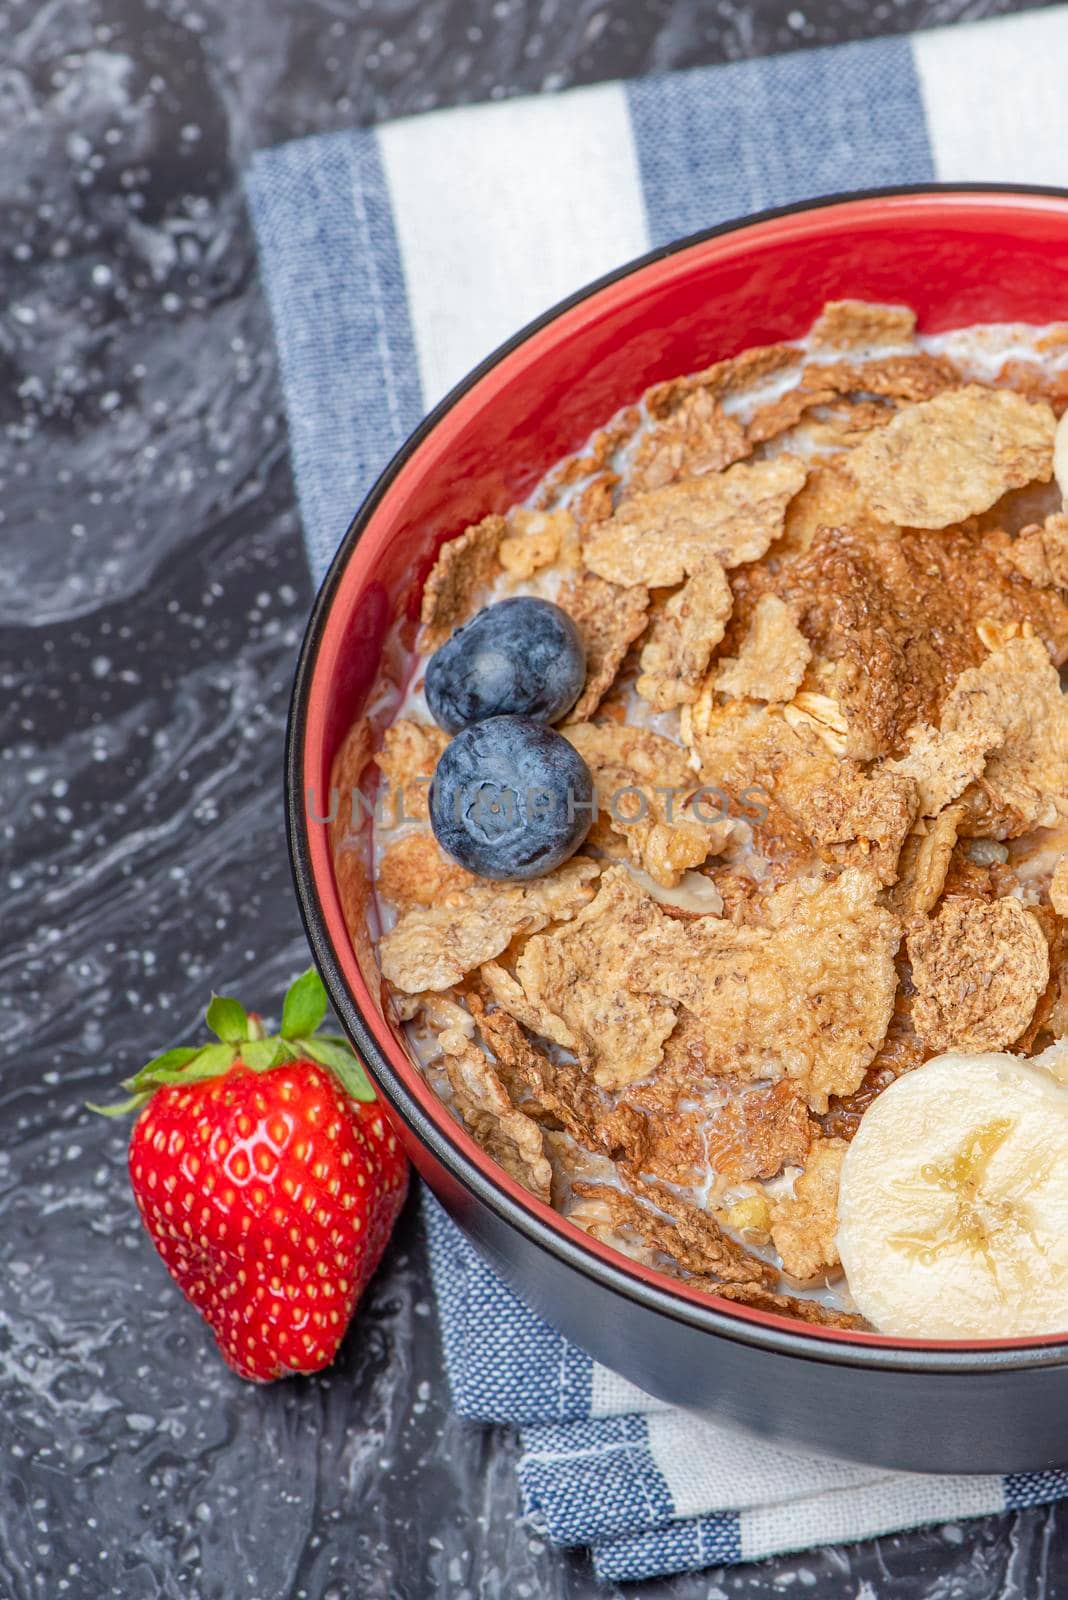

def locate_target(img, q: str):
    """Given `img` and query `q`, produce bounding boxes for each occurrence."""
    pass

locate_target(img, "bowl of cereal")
[286,186,1068,1472]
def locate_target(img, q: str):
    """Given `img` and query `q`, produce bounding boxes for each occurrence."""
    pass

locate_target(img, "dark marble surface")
[3,0,1067,1596]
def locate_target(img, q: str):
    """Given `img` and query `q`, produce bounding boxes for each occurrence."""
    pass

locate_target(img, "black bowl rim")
[285,182,1068,1376]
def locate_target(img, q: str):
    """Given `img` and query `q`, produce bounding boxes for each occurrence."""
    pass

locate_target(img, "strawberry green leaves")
[136,1046,202,1077]
[205,994,250,1044]
[87,1092,154,1118]
[87,1046,203,1117]
[98,1041,240,1113]
[91,968,376,1114]
[241,1035,285,1073]
[280,967,328,1041]
[300,1037,375,1102]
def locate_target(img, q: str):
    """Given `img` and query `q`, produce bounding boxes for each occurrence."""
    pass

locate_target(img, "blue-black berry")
[429,715,594,880]
[425,597,586,734]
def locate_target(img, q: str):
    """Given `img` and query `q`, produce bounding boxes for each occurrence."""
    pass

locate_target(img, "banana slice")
[836,1051,1068,1339]
[1033,1040,1068,1087]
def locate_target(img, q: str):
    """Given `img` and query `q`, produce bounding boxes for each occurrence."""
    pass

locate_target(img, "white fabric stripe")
[589,1363,671,1419]
[739,1471,1006,1563]
[649,1412,896,1521]
[914,7,1068,185]
[378,83,649,409]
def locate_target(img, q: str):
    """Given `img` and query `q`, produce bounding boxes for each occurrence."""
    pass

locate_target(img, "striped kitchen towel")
[247,7,1068,1579]
[421,1190,1068,1581]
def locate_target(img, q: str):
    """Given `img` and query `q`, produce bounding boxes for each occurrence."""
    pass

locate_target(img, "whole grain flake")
[377,831,479,908]
[769,1137,847,1280]
[628,386,751,493]
[513,866,681,1090]
[907,895,1049,1053]
[572,1175,775,1286]
[809,299,917,349]
[712,595,811,704]
[563,722,731,887]
[635,560,733,710]
[1051,856,1068,916]
[374,719,450,824]
[379,857,600,993]
[557,572,650,721]
[645,342,802,418]
[498,506,576,578]
[847,385,1056,529]
[802,351,958,403]
[1008,513,1068,589]
[437,1027,553,1202]
[627,867,901,1111]
[940,636,1068,837]
[704,1081,814,1185]
[888,804,965,919]
[420,514,505,649]
[582,454,808,587]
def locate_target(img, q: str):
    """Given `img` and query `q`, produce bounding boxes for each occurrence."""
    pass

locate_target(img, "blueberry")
[429,715,594,880]
[425,597,586,733]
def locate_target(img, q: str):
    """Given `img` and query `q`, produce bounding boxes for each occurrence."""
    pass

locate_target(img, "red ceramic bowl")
[287,185,1068,1472]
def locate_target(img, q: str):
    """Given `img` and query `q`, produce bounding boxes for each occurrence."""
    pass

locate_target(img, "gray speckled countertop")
[2,1,1067,1595]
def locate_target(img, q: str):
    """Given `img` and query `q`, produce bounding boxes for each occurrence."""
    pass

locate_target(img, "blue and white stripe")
[246,8,1068,1575]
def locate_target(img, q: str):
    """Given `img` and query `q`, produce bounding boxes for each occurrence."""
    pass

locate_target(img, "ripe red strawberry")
[95,970,408,1381]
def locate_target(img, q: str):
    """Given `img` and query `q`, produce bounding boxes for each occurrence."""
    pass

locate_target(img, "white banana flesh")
[836,1051,1068,1339]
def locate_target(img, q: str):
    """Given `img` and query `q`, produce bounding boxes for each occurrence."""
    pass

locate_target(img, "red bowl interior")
[297,187,1068,1356]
